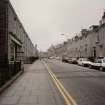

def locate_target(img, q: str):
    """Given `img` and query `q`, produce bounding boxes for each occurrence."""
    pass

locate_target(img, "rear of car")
[82,60,92,67]
[89,58,105,71]
[62,57,77,64]
[77,58,92,67]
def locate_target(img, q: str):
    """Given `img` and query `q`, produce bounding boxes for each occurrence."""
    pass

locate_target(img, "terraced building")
[0,0,38,86]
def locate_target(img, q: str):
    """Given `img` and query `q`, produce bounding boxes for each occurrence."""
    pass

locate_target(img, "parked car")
[62,57,78,64]
[62,57,71,63]
[89,58,105,71]
[77,58,92,67]
[49,56,56,59]
[71,58,78,64]
[55,56,61,60]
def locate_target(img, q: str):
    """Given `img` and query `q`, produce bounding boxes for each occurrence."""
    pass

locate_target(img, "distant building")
[47,12,105,59]
[47,45,56,57]
[39,51,48,58]
[65,12,105,59]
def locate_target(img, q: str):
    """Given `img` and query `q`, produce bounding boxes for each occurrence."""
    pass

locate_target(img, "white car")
[89,58,105,71]
[77,58,92,67]
[49,56,56,59]
[55,56,61,60]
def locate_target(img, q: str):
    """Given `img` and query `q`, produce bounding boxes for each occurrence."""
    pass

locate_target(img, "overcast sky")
[10,0,105,51]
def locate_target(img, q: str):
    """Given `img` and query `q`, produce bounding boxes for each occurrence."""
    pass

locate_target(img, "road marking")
[43,61,77,105]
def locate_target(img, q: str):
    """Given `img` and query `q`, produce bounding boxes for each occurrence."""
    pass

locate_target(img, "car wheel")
[89,65,92,69]
[99,67,103,71]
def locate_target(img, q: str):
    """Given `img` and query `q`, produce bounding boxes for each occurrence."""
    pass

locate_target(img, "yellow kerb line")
[43,61,77,105]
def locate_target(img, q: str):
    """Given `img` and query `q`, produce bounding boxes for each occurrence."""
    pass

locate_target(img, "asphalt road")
[46,59,105,105]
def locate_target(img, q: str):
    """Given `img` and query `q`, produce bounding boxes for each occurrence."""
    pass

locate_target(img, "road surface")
[46,59,105,105]
[1,59,105,105]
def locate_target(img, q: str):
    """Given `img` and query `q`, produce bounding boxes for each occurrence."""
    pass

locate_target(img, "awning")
[9,33,22,46]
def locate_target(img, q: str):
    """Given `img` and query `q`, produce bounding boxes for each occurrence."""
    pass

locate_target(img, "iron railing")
[0,61,23,87]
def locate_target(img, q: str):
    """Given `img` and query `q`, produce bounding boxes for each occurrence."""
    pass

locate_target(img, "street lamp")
[60,33,71,40]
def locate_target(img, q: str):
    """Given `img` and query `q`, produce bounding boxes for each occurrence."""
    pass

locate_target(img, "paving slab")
[0,60,66,105]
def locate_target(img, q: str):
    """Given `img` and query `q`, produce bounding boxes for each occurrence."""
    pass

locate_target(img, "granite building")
[66,12,105,59]
[0,0,38,86]
[47,12,105,59]
[0,0,37,64]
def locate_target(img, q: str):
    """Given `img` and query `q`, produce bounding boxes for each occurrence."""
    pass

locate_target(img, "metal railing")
[0,61,22,87]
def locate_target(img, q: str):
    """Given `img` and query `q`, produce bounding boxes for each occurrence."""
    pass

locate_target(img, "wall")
[7,1,37,63]
[0,0,8,63]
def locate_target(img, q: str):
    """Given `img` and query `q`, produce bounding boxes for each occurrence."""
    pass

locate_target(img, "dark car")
[71,58,78,64]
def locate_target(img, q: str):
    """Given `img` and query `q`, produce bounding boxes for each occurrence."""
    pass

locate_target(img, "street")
[0,59,105,105]
[1,0,105,105]
[0,60,66,105]
[45,59,105,105]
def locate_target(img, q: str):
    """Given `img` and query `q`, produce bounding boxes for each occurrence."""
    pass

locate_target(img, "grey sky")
[10,0,105,51]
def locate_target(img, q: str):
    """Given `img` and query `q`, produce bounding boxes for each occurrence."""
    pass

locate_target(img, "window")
[14,17,17,21]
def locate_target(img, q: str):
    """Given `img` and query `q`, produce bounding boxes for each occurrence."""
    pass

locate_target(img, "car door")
[95,59,102,67]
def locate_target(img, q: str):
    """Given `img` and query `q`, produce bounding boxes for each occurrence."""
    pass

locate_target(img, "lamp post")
[60,33,71,40]
[60,33,71,58]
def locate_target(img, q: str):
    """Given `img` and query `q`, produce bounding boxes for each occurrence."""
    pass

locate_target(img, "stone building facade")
[47,12,105,59]
[66,12,105,59]
[0,0,8,64]
[0,0,38,64]
[0,0,38,87]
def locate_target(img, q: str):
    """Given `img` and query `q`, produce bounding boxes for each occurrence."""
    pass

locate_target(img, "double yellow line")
[43,61,77,105]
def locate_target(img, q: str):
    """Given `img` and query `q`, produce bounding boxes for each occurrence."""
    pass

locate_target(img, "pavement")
[1,59,105,105]
[46,59,105,105]
[0,60,66,105]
